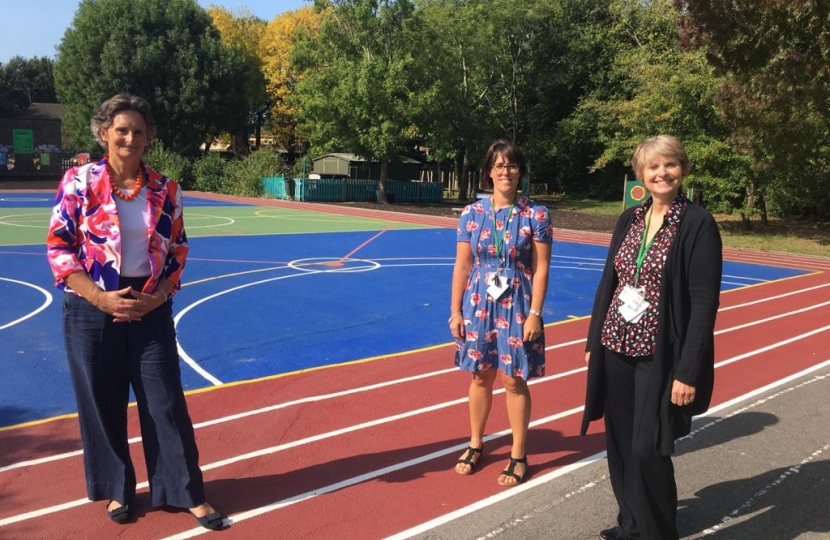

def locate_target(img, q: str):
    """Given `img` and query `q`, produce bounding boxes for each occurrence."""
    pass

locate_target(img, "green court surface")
[0,204,435,246]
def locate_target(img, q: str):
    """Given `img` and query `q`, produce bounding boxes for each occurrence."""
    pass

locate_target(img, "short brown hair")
[480,139,527,190]
[90,93,156,150]
[630,135,692,181]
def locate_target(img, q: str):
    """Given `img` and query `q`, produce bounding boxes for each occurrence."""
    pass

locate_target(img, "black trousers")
[604,348,678,540]
[62,280,205,508]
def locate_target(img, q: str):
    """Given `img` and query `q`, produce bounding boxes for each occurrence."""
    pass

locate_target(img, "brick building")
[0,103,68,182]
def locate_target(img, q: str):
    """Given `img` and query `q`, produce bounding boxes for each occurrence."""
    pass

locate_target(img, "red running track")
[1,221,829,539]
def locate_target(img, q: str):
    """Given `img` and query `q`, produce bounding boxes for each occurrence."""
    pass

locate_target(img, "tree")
[0,56,57,118]
[411,0,507,201]
[260,7,324,158]
[293,0,423,202]
[207,6,270,153]
[676,0,830,221]
[54,0,242,155]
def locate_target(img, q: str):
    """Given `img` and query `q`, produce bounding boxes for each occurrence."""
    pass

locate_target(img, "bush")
[224,148,284,197]
[144,142,194,189]
[192,152,229,193]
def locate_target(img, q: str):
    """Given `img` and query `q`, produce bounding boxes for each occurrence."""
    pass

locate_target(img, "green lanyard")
[491,199,515,265]
[634,207,658,285]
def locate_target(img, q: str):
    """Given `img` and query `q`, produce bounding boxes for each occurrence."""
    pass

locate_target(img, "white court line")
[0,278,53,330]
[175,270,326,385]
[3,328,828,530]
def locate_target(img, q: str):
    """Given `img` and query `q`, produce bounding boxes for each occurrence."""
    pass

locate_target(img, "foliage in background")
[0,57,57,118]
[676,0,830,222]
[192,152,230,193]
[207,6,270,152]
[223,148,284,197]
[8,0,830,221]
[54,0,246,156]
[144,142,194,189]
[293,0,424,200]
[259,6,324,156]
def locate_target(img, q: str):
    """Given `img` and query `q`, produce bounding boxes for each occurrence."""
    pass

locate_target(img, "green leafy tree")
[293,0,423,202]
[676,0,830,221]
[411,0,503,201]
[0,56,57,117]
[54,0,243,156]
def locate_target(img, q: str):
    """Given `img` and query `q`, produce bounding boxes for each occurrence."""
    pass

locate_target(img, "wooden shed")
[311,153,423,181]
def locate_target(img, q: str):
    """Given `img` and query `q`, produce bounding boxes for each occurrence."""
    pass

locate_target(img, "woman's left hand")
[522,313,543,342]
[130,289,168,318]
[671,379,697,406]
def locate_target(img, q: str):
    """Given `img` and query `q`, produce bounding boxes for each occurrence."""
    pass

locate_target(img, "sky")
[0,0,311,64]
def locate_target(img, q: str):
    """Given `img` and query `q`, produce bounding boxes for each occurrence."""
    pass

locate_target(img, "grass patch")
[716,215,830,257]
[547,195,830,257]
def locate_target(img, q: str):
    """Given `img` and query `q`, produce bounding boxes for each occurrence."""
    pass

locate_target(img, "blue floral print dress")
[455,195,553,380]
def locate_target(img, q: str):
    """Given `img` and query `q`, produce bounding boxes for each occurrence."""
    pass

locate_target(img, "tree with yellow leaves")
[259,6,324,158]
[206,6,269,153]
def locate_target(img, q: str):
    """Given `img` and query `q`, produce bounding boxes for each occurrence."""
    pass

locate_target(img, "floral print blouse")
[600,193,689,356]
[46,158,188,296]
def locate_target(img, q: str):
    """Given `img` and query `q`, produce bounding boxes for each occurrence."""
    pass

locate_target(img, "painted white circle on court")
[288,257,381,273]
[186,213,236,229]
[0,277,53,330]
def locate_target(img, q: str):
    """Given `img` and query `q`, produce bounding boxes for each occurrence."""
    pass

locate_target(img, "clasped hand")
[93,286,165,323]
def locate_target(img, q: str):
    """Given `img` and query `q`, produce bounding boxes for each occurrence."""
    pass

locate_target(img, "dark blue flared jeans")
[62,281,205,508]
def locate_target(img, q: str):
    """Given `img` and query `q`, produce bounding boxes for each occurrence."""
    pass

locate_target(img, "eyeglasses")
[492,163,519,172]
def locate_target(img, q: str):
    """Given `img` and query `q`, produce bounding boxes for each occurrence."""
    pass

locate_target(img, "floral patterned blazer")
[46,158,188,296]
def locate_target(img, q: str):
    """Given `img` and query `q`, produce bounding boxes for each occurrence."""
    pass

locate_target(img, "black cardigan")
[580,202,723,455]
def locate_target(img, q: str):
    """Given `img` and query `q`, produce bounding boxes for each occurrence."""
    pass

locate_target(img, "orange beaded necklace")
[109,163,144,201]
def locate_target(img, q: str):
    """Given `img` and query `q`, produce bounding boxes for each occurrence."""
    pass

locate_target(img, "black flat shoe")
[106,501,131,524]
[600,526,634,540]
[191,510,227,531]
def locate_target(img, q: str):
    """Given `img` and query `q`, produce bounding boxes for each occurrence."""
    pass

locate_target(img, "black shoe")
[191,510,227,531]
[600,527,630,540]
[106,501,131,524]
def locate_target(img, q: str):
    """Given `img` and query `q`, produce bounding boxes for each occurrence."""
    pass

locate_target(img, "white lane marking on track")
[3,338,828,530]
[383,362,830,540]
[718,282,830,312]
[3,283,829,471]
[0,277,53,330]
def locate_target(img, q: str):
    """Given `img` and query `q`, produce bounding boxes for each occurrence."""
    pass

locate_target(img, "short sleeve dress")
[455,195,553,380]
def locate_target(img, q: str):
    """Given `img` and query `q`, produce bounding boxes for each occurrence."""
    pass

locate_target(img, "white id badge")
[618,285,645,309]
[619,300,649,323]
[486,272,509,300]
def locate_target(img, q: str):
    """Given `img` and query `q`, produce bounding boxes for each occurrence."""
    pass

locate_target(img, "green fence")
[261,176,443,203]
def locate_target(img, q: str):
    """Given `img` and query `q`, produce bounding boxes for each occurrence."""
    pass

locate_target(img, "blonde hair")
[631,135,691,181]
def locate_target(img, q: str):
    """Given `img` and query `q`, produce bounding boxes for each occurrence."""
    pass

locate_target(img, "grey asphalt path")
[404,363,830,540]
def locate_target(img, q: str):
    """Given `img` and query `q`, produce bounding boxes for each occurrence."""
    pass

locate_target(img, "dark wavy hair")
[90,93,156,151]
[480,139,527,190]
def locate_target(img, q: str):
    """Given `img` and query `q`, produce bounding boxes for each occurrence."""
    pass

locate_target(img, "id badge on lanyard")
[619,207,656,324]
[618,284,649,323]
[487,201,514,300]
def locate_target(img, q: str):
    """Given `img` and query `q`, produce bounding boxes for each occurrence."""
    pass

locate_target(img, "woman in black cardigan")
[581,135,722,540]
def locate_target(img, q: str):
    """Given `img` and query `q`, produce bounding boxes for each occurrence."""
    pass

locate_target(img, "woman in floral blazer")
[46,94,224,531]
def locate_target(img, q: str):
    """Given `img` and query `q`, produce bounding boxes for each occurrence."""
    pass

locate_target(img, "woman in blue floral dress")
[449,139,553,486]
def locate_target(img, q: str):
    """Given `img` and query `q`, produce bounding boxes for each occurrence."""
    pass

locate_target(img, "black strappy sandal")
[455,445,483,475]
[498,455,528,486]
